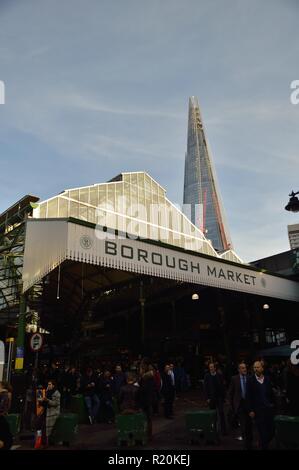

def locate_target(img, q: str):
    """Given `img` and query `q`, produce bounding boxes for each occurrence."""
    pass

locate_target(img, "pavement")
[15,391,253,451]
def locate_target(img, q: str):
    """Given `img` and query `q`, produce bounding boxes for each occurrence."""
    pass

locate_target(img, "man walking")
[247,361,275,450]
[228,362,253,449]
[161,364,175,419]
[81,367,100,424]
[204,362,227,435]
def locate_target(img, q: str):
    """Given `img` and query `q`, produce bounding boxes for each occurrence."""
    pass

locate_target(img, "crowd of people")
[0,354,298,450]
[23,359,181,446]
[203,358,299,449]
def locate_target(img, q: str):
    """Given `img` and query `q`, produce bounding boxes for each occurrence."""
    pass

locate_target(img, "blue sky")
[0,0,298,261]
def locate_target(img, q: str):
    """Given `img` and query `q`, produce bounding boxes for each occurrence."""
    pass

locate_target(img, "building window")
[276,330,286,346]
[265,329,286,345]
[265,329,276,344]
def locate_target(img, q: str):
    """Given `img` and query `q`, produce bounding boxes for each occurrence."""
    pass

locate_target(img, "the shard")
[183,96,232,252]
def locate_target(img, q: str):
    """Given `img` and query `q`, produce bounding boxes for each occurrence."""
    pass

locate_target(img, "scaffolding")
[0,195,39,327]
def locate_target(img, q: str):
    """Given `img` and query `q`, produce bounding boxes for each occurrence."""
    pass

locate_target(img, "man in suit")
[161,364,175,419]
[247,361,275,450]
[204,362,227,435]
[228,362,253,449]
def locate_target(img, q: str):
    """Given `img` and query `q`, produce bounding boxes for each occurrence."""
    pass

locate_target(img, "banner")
[22,219,299,302]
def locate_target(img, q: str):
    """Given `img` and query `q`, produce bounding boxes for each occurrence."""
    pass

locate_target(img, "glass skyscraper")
[183,96,232,252]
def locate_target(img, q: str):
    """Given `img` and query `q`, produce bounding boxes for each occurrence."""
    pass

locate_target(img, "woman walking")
[37,380,61,447]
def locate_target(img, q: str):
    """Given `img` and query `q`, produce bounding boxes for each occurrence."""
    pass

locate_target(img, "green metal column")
[15,293,26,370]
[139,281,145,346]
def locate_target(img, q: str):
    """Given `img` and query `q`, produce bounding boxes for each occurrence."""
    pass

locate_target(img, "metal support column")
[15,292,26,370]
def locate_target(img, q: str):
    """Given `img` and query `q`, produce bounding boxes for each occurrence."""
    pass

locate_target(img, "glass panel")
[139,189,145,206]
[70,201,79,218]
[115,182,122,209]
[130,182,138,203]
[129,220,139,238]
[152,190,158,204]
[123,182,131,213]
[139,221,147,239]
[39,203,46,218]
[117,214,126,234]
[137,173,144,189]
[182,216,191,236]
[70,189,79,201]
[106,211,117,230]
[99,185,106,206]
[168,230,173,245]
[79,188,89,204]
[79,204,88,221]
[158,204,167,228]
[148,220,159,241]
[90,187,98,206]
[131,173,137,186]
[145,199,151,222]
[145,189,152,204]
[58,197,68,217]
[158,186,164,198]
[107,186,115,208]
[144,174,151,192]
[47,198,58,218]
[88,207,95,224]
[151,180,158,196]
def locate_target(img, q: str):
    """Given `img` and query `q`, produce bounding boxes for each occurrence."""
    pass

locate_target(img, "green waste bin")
[69,395,89,424]
[116,413,147,446]
[185,410,219,444]
[4,414,21,437]
[274,415,299,449]
[50,413,79,446]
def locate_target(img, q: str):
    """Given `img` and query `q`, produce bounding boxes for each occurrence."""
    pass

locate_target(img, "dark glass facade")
[183,97,232,252]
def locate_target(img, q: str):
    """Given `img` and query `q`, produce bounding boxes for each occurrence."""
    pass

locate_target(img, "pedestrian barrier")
[185,410,220,445]
[4,413,21,437]
[69,395,89,424]
[50,413,79,446]
[116,413,147,446]
[274,415,299,449]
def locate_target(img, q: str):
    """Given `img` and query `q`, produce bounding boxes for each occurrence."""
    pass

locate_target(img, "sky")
[0,0,298,262]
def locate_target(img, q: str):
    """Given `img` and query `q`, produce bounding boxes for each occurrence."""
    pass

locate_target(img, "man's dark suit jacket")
[161,373,175,400]
[247,375,275,412]
[203,372,225,403]
[227,374,249,413]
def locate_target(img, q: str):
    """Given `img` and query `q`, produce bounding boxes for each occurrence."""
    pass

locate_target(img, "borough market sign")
[22,219,299,302]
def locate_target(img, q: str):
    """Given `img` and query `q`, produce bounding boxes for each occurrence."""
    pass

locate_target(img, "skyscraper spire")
[183,97,232,252]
